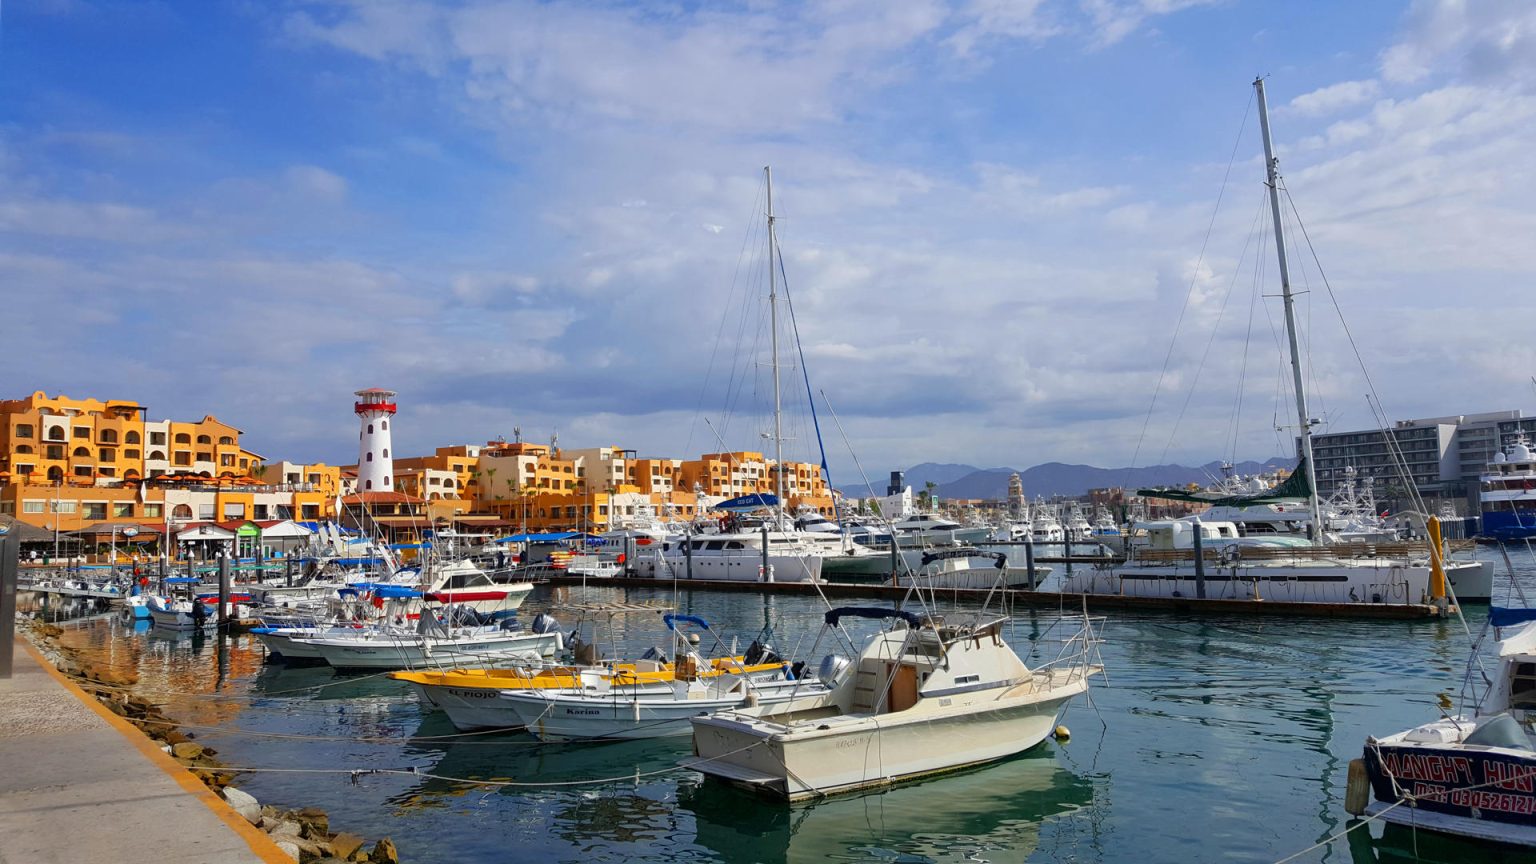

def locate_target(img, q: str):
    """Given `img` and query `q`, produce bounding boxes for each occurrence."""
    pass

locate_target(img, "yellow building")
[0,391,148,483]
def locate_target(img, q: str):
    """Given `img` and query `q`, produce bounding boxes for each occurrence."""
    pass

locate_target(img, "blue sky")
[4,1,1534,480]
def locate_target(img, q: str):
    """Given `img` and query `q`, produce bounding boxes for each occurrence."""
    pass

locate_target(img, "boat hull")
[691,683,1082,801]
[1060,560,1488,604]
[1362,741,1536,846]
[502,677,832,742]
[658,552,824,583]
[309,632,561,670]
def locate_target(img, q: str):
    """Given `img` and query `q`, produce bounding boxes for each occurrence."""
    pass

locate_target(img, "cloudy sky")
[3,0,1533,481]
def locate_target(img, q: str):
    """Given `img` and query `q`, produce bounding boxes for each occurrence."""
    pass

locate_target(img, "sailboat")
[1060,78,1491,607]
[656,168,826,584]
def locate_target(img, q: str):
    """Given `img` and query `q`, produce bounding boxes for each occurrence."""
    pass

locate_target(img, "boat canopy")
[1137,459,1314,506]
[824,606,923,628]
[920,548,1005,568]
[1489,607,1536,628]
[663,613,710,632]
[711,493,780,513]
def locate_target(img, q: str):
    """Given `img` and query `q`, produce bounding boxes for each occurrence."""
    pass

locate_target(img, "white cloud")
[1286,79,1380,117]
[283,165,349,203]
[1381,0,1536,85]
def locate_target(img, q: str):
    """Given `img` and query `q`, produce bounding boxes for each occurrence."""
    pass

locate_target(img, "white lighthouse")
[354,388,397,493]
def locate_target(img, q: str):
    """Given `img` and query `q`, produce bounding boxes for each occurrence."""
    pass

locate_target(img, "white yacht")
[1480,434,1536,541]
[657,527,825,583]
[689,606,1103,800]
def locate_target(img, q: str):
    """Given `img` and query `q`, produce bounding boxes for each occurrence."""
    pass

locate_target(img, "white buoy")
[1054,725,1070,741]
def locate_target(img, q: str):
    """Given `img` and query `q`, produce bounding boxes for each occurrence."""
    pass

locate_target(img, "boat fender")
[1053,725,1070,742]
[1344,759,1369,816]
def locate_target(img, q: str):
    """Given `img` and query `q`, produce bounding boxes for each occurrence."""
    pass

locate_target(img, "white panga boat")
[494,612,836,741]
[1348,602,1536,846]
[146,595,217,630]
[300,608,565,670]
[688,605,1104,801]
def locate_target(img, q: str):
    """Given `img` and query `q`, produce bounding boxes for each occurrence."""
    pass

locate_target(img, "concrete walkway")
[0,637,288,864]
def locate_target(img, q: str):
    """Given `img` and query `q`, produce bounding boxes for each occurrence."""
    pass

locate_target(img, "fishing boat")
[1347,603,1536,845]
[494,612,835,741]
[689,605,1103,800]
[145,596,216,630]
[1064,77,1492,607]
[298,605,565,670]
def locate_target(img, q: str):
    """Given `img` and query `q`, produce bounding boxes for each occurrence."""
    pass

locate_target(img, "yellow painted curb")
[18,637,298,864]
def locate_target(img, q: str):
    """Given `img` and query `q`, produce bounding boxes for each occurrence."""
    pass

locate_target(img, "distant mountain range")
[840,458,1294,500]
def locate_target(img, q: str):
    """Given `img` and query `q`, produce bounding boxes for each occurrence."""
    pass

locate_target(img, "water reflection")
[679,749,1095,864]
[1346,821,1532,864]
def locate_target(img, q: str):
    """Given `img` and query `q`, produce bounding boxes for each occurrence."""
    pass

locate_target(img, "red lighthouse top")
[354,388,397,415]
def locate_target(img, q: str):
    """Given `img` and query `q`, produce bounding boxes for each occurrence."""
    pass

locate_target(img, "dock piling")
[218,555,232,626]
[0,527,17,678]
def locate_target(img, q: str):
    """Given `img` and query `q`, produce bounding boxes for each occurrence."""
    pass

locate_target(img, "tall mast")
[1254,77,1324,540]
[765,166,786,528]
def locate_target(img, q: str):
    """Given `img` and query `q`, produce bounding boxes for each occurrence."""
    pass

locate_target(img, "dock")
[546,575,1453,619]
[0,637,292,864]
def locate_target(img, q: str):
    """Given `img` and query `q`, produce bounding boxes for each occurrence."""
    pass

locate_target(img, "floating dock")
[546,575,1453,619]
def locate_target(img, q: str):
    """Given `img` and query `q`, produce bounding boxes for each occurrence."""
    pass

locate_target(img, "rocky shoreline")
[24,621,400,864]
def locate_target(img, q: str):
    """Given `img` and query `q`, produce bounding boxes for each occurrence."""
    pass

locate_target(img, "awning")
[493,532,582,543]
[711,493,780,513]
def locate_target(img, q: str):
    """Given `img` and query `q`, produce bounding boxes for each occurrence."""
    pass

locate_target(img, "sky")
[3,0,1534,481]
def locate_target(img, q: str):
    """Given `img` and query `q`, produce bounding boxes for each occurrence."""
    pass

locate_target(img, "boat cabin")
[1137,519,1242,551]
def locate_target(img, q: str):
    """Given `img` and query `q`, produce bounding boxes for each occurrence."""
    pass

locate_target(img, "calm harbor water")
[23,554,1536,864]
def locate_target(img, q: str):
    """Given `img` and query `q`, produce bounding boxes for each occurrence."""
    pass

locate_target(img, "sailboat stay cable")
[775,246,835,517]
[1125,88,1255,478]
[1226,210,1267,467]
[1157,189,1270,465]
[818,390,928,610]
[686,182,766,459]
[1280,184,1433,520]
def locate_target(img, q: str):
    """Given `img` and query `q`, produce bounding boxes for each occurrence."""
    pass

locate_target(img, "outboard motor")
[817,653,851,686]
[744,640,765,665]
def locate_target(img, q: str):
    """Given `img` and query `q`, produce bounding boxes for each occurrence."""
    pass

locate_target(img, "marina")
[10,553,1536,864]
[5,2,1536,861]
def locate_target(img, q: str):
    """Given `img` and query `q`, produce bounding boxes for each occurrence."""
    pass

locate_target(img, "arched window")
[382,448,389,457]
[366,453,373,462]
[72,446,90,458]
[196,435,212,445]
[366,480,373,490]
[172,504,193,519]
[47,427,65,441]
[174,433,191,444]
[218,436,234,445]
[15,444,32,455]
[149,450,165,461]
[383,475,389,485]
[368,424,374,434]
[47,466,63,481]
[125,430,141,444]
[381,420,388,431]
